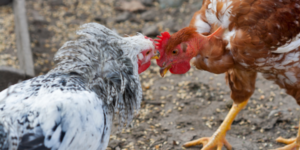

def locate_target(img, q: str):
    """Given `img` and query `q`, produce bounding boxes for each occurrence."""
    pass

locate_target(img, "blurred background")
[1,0,300,150]
[0,0,202,76]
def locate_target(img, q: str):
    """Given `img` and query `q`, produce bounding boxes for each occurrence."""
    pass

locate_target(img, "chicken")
[0,22,160,150]
[155,0,300,149]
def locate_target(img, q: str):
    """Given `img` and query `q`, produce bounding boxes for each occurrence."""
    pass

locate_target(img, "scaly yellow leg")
[184,99,249,150]
[272,120,300,150]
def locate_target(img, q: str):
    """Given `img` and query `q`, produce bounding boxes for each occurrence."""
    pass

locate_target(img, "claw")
[272,137,300,150]
[183,137,209,147]
[276,137,296,145]
[183,137,232,150]
[182,100,249,150]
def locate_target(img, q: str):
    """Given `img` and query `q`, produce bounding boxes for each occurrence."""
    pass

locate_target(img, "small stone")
[159,0,184,8]
[48,0,65,6]
[106,18,116,26]
[31,10,46,23]
[142,25,159,36]
[260,128,264,133]
[94,17,106,24]
[116,1,146,12]
[141,0,154,6]
[141,10,158,21]
[163,19,176,31]
[115,12,131,23]
[259,95,265,100]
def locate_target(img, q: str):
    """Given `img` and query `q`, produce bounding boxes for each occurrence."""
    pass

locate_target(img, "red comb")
[154,32,171,55]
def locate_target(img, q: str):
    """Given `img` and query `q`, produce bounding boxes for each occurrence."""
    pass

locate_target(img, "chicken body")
[155,0,300,149]
[0,23,156,150]
[190,0,300,104]
[0,73,114,150]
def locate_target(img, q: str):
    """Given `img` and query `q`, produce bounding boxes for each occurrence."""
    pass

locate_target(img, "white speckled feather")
[0,23,153,150]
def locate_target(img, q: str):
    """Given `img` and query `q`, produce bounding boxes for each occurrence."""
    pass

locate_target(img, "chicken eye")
[146,51,150,55]
[172,49,178,55]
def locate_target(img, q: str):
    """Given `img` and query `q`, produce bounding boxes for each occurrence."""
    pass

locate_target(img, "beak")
[159,65,172,77]
[151,51,160,59]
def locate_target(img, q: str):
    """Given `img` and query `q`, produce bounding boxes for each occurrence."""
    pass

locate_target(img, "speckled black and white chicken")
[0,23,159,150]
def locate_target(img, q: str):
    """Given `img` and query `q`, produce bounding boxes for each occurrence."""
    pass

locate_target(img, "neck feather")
[48,23,145,126]
[166,27,198,53]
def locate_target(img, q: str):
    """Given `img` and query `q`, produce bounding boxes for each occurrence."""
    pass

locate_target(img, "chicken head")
[137,36,160,74]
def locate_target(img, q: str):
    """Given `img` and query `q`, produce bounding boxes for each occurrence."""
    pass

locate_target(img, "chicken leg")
[272,121,300,150]
[183,99,248,150]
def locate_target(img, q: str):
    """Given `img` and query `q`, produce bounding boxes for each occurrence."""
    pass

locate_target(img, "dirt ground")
[121,67,300,150]
[1,0,300,150]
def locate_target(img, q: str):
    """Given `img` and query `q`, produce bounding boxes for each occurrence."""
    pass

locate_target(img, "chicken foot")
[183,99,249,150]
[272,121,300,150]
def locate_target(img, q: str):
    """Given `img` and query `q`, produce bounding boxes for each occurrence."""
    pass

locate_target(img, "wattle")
[138,61,151,74]
[169,61,190,74]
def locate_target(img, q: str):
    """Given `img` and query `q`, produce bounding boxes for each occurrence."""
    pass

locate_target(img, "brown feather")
[165,27,198,53]
[186,0,300,104]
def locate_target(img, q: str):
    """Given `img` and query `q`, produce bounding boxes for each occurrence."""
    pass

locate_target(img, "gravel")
[0,5,18,69]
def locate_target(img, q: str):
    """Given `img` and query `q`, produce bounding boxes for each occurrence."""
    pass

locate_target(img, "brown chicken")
[155,0,300,149]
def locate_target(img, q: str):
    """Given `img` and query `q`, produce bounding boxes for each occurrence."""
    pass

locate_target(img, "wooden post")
[13,0,35,77]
